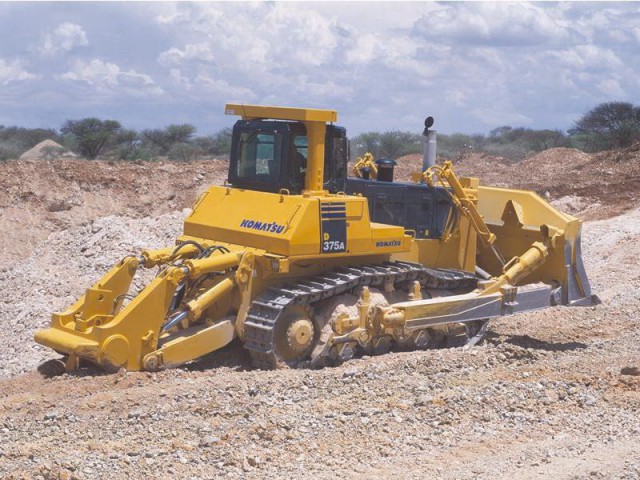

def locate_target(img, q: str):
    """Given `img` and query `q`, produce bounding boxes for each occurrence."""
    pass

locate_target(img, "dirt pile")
[393,152,515,186]
[0,157,227,264]
[0,211,187,379]
[396,145,640,220]
[19,139,75,160]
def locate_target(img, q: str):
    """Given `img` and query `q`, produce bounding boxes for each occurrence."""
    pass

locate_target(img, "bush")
[437,133,482,159]
[351,131,422,159]
[108,129,154,161]
[41,146,68,160]
[142,124,197,155]
[0,140,23,161]
[194,127,232,157]
[0,126,61,160]
[168,143,201,162]
[0,126,60,149]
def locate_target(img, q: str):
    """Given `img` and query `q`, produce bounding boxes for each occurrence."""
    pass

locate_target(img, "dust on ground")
[0,146,639,479]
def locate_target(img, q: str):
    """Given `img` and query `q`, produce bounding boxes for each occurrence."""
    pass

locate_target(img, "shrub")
[168,142,201,162]
[142,124,196,155]
[41,146,68,160]
[194,127,232,157]
[0,141,22,161]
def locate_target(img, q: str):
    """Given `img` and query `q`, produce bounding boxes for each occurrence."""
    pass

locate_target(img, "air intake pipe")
[422,116,436,174]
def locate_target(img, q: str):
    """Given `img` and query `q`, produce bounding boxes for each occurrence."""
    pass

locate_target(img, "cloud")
[0,58,37,85]
[0,2,639,134]
[547,45,623,70]
[39,22,88,56]
[158,43,214,66]
[193,74,256,101]
[169,68,191,89]
[145,2,640,133]
[412,3,572,47]
[155,3,342,72]
[597,79,626,98]
[59,59,163,96]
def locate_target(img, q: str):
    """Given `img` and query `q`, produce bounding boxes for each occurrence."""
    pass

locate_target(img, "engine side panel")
[345,178,454,239]
[183,186,411,258]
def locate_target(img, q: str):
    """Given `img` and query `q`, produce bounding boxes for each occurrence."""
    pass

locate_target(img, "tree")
[488,126,513,142]
[194,127,232,157]
[168,142,201,162]
[0,126,60,150]
[0,141,22,161]
[142,124,196,154]
[438,133,478,159]
[569,101,640,151]
[379,131,422,159]
[61,118,122,159]
[41,145,68,160]
[521,129,569,151]
[351,132,381,159]
[112,129,149,160]
[351,131,422,160]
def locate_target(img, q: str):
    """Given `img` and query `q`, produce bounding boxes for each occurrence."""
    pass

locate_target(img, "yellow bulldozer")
[35,104,594,372]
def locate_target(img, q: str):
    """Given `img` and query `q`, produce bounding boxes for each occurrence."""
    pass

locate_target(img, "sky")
[0,1,639,136]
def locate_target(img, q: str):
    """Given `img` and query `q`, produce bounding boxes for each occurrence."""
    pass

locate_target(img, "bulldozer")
[35,104,594,373]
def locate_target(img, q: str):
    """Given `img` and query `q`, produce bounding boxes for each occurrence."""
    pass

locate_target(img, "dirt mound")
[595,141,640,163]
[397,146,639,220]
[393,153,422,181]
[520,147,591,168]
[2,142,638,266]
[394,152,515,186]
[0,211,187,378]
[18,139,75,159]
[0,157,228,264]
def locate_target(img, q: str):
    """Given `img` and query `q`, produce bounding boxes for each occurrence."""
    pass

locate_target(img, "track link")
[243,261,477,369]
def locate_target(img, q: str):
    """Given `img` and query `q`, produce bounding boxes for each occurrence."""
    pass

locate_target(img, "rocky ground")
[0,148,639,479]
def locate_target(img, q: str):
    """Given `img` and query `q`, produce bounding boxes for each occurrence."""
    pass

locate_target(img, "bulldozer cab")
[225,104,347,195]
[228,119,348,194]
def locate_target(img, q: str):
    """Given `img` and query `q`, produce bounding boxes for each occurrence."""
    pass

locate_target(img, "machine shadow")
[485,331,588,352]
[184,339,254,372]
[36,340,253,379]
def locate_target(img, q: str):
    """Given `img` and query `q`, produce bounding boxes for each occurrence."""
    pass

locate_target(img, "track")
[243,261,477,369]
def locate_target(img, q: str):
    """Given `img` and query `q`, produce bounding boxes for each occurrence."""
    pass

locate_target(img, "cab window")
[236,132,281,182]
[291,134,347,189]
[292,135,308,186]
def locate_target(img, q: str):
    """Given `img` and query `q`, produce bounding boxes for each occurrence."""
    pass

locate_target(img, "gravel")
[0,160,638,478]
[0,211,187,379]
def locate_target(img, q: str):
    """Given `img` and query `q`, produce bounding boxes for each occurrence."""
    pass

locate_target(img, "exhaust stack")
[422,116,436,173]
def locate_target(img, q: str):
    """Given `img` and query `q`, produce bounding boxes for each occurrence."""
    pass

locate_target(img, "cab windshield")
[236,132,282,182]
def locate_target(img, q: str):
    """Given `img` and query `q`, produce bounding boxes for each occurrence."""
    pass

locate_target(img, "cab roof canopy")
[225,104,337,123]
